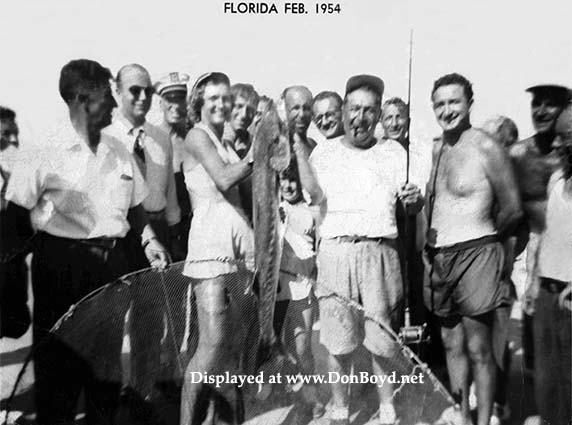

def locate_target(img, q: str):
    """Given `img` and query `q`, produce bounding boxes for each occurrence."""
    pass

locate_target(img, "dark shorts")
[423,235,509,318]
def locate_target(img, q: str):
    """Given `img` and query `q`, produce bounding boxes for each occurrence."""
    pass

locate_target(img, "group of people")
[0,58,570,425]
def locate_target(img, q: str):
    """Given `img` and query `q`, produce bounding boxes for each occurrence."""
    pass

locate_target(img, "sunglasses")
[129,86,154,98]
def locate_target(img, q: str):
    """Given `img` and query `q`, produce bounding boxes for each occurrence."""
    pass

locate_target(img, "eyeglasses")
[313,111,340,125]
[129,86,154,98]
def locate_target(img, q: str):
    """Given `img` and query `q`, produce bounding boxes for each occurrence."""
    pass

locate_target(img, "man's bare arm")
[293,134,323,205]
[481,136,523,239]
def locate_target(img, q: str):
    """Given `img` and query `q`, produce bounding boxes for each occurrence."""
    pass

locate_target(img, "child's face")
[280,176,302,204]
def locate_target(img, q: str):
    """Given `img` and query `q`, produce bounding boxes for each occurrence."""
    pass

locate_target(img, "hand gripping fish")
[251,107,291,368]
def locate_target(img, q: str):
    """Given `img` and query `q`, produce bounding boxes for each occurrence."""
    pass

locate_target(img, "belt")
[39,232,118,250]
[329,235,388,244]
[425,234,498,255]
[146,209,166,221]
[540,277,569,294]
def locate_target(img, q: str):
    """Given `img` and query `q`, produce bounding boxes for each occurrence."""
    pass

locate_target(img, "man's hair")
[312,91,343,109]
[0,106,16,121]
[115,64,149,91]
[59,59,113,104]
[281,86,313,102]
[343,85,381,107]
[230,83,259,108]
[431,73,474,103]
[188,73,230,125]
[482,115,519,149]
[382,97,408,116]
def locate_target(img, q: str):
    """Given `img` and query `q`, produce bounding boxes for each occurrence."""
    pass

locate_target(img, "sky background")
[1,0,571,149]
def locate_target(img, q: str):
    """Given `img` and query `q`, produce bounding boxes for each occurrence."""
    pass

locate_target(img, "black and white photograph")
[1,1,571,424]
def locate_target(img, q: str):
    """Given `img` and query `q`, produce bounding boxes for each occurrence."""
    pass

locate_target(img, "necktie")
[133,128,146,175]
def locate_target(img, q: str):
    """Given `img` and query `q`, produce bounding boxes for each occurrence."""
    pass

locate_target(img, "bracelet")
[142,236,158,249]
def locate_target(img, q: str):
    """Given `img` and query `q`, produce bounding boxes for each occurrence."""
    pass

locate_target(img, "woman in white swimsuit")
[180,72,255,425]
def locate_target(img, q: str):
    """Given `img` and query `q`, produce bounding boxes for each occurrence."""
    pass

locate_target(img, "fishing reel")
[399,323,429,345]
[399,308,430,345]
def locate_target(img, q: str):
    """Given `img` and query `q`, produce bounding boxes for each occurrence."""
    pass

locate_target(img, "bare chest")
[432,148,489,198]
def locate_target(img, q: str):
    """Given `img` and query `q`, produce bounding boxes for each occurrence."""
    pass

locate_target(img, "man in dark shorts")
[424,73,522,425]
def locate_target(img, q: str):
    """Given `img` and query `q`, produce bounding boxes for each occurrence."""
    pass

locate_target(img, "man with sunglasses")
[4,59,169,425]
[104,63,181,403]
[312,91,344,140]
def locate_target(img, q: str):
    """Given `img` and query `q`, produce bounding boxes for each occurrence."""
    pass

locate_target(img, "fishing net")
[2,259,457,425]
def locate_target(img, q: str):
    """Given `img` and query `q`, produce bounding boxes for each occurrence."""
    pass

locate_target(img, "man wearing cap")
[306,75,422,425]
[424,73,522,425]
[509,84,571,314]
[528,104,572,425]
[104,63,181,401]
[312,91,344,140]
[4,59,169,425]
[156,71,192,260]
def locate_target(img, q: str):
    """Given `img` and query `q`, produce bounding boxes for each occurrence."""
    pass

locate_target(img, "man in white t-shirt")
[530,104,572,425]
[308,75,423,425]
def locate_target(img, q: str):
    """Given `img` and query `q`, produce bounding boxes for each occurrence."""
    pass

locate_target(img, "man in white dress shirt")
[5,59,168,425]
[104,63,181,401]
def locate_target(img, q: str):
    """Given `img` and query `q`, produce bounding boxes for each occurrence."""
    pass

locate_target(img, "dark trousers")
[0,256,30,338]
[32,233,130,425]
[533,279,571,425]
[127,218,189,396]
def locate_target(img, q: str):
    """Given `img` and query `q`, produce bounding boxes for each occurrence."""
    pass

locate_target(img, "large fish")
[251,107,291,364]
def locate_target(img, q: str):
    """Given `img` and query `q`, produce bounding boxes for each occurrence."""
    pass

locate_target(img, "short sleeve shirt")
[5,122,148,239]
[310,136,406,239]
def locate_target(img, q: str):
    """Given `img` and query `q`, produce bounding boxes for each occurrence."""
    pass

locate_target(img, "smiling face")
[200,81,232,127]
[342,88,381,148]
[160,90,187,126]
[280,174,303,204]
[285,87,313,135]
[313,97,343,139]
[531,92,566,136]
[118,66,153,124]
[381,103,408,141]
[554,106,572,177]
[432,84,472,133]
[230,95,257,131]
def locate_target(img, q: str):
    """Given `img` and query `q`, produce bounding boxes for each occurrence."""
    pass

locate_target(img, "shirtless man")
[509,85,570,311]
[424,73,522,425]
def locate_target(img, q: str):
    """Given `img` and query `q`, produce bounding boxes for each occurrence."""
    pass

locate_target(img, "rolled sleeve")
[5,153,43,210]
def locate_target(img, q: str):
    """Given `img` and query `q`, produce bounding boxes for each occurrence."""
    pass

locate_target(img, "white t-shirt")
[538,172,572,283]
[310,136,406,239]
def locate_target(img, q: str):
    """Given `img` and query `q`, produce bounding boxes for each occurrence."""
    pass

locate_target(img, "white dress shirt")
[104,116,181,226]
[5,122,148,239]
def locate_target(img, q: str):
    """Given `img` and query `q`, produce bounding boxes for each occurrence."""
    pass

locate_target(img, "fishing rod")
[399,29,428,347]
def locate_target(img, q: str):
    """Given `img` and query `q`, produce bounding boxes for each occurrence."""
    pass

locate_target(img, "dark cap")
[345,74,385,98]
[191,72,230,93]
[525,84,572,103]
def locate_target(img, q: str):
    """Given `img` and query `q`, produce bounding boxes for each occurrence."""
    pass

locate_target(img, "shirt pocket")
[108,165,134,214]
